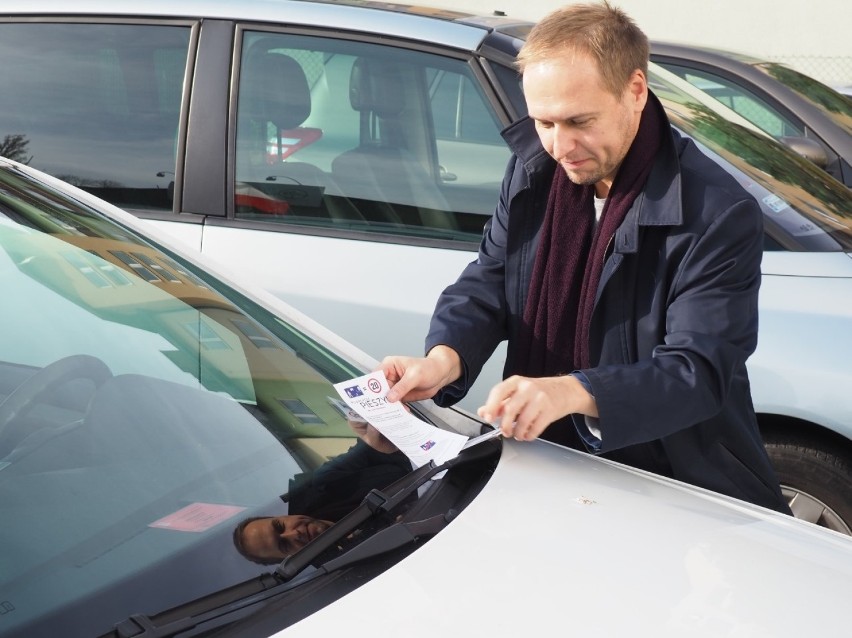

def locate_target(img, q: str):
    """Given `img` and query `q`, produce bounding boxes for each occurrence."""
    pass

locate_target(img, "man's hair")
[517,1,649,98]
[233,516,279,565]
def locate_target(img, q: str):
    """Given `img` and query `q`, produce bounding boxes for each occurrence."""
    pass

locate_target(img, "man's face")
[239,515,333,562]
[522,50,647,197]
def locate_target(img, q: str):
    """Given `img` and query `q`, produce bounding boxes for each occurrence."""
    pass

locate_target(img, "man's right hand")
[379,345,462,403]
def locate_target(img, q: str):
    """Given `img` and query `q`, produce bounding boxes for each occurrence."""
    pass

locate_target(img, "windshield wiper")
[278,433,500,581]
[276,454,445,581]
[101,438,499,638]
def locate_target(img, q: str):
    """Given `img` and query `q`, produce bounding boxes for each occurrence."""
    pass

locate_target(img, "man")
[380,2,790,514]
[234,514,333,564]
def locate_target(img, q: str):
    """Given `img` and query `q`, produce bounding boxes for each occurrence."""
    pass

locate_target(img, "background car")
[0,0,851,534]
[2,156,852,638]
[651,41,852,187]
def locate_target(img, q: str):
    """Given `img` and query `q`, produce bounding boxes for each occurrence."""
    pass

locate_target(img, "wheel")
[764,433,852,535]
[0,355,113,436]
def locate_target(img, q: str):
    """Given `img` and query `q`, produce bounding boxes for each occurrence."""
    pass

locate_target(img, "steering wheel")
[0,355,113,436]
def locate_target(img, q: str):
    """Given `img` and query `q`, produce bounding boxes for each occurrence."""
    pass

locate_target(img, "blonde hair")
[517,1,649,98]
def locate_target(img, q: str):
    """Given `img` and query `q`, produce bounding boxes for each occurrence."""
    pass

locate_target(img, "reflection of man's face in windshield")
[234,515,333,564]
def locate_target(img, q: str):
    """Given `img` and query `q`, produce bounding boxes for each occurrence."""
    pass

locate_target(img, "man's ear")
[627,69,648,112]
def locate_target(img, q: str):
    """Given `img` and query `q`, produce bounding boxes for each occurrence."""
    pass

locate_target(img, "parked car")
[0,0,851,534]
[651,41,852,187]
[2,156,852,638]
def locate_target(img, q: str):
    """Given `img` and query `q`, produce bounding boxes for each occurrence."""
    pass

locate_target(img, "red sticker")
[149,503,246,533]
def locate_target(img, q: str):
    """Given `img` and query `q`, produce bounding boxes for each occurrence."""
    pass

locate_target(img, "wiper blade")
[277,435,499,581]
[276,457,441,580]
[101,438,499,638]
[310,510,457,576]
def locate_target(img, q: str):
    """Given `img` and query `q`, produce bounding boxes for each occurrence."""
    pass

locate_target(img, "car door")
[192,27,514,411]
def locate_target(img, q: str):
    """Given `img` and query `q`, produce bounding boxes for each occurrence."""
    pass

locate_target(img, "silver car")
[0,0,851,534]
[2,156,852,638]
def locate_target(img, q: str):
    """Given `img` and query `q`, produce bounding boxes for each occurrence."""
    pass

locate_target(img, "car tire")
[764,433,852,535]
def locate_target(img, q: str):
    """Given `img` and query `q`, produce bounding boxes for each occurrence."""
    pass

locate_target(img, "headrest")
[241,50,311,130]
[348,58,405,117]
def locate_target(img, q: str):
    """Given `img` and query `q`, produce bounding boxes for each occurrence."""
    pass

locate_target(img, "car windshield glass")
[0,165,427,636]
[648,71,852,251]
[753,62,852,135]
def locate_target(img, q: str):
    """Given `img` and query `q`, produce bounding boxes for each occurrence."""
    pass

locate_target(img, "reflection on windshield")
[0,164,420,636]
[649,76,852,251]
[756,63,852,135]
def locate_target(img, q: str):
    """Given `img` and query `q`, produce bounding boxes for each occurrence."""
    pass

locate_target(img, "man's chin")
[561,166,601,187]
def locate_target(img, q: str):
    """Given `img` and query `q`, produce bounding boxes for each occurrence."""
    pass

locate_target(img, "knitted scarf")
[513,91,666,447]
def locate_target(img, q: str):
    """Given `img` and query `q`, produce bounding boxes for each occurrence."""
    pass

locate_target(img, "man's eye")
[535,120,553,129]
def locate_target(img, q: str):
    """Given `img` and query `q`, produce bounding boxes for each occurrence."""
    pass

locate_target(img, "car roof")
[651,41,767,66]
[7,0,533,52]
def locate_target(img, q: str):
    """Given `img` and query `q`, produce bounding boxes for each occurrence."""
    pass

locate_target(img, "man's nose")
[551,125,577,160]
[278,527,304,542]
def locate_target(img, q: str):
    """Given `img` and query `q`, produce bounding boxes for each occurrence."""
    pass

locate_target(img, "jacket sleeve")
[582,192,764,452]
[425,156,521,406]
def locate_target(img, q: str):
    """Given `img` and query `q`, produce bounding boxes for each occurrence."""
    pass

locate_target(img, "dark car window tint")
[648,73,852,251]
[0,23,190,212]
[756,63,852,136]
[660,63,805,138]
[234,32,508,240]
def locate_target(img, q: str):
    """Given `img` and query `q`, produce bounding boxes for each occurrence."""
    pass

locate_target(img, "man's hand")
[347,420,399,454]
[477,374,598,441]
[380,345,462,403]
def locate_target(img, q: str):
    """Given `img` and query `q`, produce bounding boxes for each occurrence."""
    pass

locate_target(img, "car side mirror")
[779,136,829,169]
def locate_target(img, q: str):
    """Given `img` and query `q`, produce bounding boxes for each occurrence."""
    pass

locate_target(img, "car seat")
[236,46,356,219]
[331,57,455,230]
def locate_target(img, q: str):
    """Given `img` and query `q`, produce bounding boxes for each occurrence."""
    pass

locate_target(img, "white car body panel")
[146,218,204,252]
[279,439,852,637]
[751,252,852,435]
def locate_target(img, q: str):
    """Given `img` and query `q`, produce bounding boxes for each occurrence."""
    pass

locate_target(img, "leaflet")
[333,371,472,468]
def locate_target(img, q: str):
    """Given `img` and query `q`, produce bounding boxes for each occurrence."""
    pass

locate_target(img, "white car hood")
[278,440,852,637]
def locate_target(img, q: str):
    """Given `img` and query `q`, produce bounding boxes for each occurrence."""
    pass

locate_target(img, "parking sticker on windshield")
[149,503,247,533]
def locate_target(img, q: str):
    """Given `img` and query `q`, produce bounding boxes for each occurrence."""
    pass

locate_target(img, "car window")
[647,72,852,251]
[754,62,852,136]
[659,63,805,138]
[234,31,509,241]
[0,22,190,212]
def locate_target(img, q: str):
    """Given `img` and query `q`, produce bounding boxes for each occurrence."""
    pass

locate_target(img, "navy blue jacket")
[426,115,789,514]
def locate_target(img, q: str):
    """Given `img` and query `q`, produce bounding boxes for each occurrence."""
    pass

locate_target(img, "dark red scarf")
[513,91,666,446]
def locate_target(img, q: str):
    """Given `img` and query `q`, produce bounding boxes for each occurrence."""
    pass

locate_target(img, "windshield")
[753,62,852,135]
[0,164,474,636]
